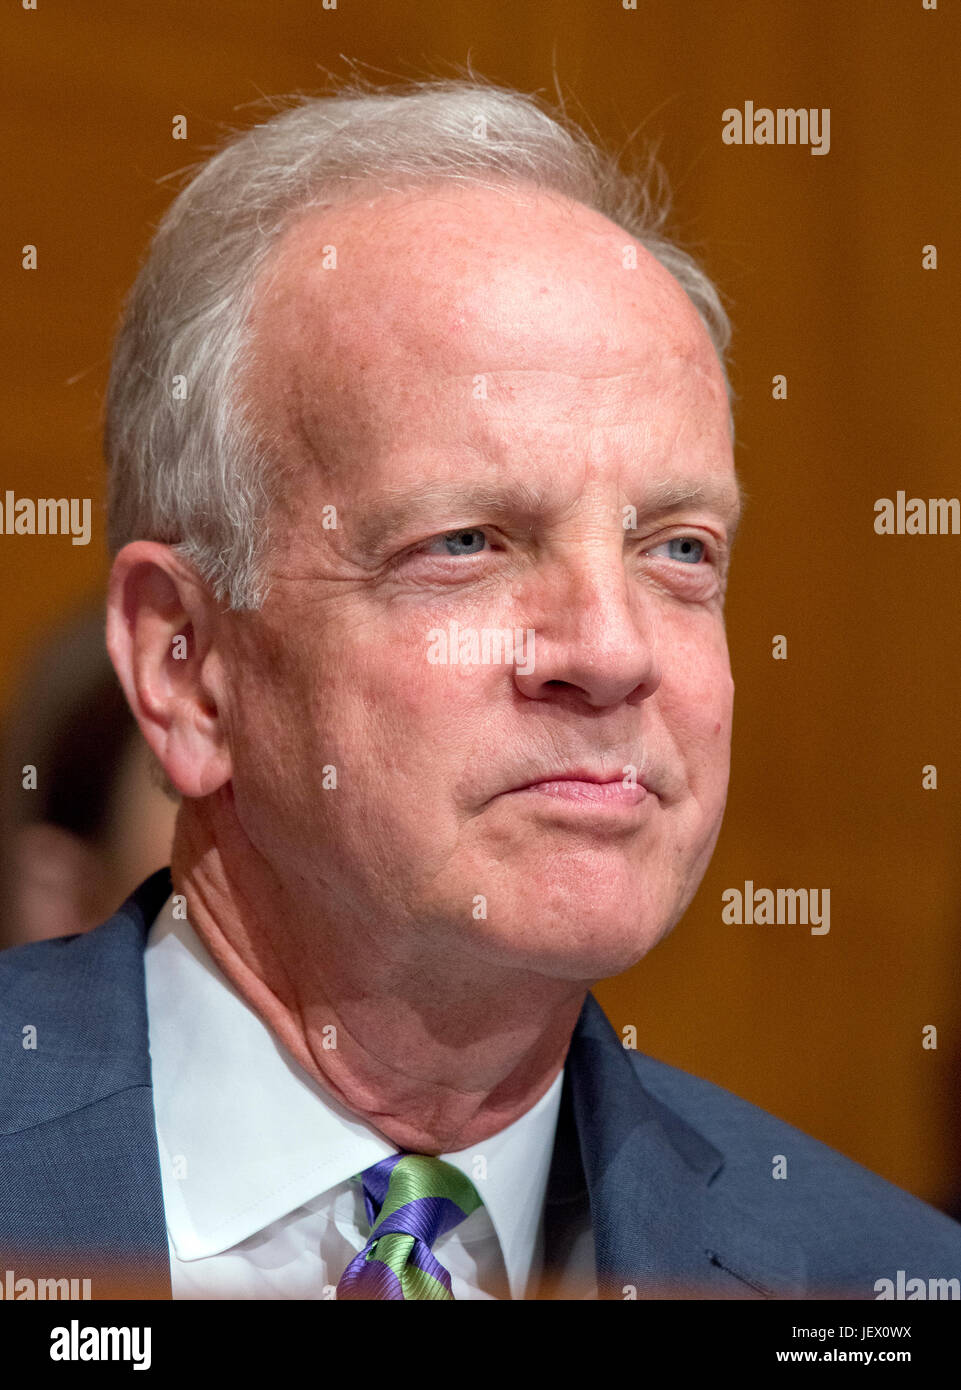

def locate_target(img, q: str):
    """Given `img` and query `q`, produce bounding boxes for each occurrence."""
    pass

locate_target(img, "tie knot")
[360,1152,482,1240]
[337,1153,483,1300]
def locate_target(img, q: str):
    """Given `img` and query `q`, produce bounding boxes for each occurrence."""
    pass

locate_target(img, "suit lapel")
[544,992,806,1299]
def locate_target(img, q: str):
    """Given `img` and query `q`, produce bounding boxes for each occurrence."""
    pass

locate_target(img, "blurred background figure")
[0,601,178,949]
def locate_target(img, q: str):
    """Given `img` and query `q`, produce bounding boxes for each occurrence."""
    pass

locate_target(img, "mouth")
[504,770,651,809]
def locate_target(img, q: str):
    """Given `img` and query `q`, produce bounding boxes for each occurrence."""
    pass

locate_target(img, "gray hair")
[104,76,733,612]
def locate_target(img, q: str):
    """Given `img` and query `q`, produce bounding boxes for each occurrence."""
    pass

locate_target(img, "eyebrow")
[353,473,745,550]
[644,476,746,541]
[353,480,549,551]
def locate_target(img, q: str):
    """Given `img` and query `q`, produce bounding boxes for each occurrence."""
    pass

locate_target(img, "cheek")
[664,616,733,710]
[335,604,503,723]
[685,705,732,799]
[659,647,733,789]
[312,620,503,814]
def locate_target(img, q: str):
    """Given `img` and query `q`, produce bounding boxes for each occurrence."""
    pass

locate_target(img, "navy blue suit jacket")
[2,867,960,1299]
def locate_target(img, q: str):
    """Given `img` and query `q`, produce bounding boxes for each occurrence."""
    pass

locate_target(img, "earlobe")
[105,541,233,799]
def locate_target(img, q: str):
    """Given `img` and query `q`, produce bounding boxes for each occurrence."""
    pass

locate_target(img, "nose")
[513,557,662,709]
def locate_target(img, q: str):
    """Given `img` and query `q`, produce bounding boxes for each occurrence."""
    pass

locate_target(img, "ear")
[106,541,232,798]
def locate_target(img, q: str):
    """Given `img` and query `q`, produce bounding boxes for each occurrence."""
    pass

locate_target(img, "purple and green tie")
[336,1152,483,1300]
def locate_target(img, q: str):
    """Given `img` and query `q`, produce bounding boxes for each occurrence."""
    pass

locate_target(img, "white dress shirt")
[144,893,596,1299]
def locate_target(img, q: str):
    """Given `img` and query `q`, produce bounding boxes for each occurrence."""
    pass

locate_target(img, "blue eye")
[652,537,704,564]
[428,529,488,557]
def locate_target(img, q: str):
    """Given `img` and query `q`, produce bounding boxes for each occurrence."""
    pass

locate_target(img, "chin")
[466,910,674,982]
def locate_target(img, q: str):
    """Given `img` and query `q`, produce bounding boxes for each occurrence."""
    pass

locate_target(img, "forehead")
[244,183,730,489]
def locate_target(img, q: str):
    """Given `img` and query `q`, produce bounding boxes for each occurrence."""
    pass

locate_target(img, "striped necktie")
[336,1152,483,1299]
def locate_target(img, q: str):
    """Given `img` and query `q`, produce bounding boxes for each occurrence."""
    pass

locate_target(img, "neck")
[169,795,588,1153]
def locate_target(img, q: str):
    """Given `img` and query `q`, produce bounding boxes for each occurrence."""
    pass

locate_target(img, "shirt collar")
[144,893,564,1298]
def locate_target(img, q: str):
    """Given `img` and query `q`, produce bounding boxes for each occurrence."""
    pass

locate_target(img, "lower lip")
[513,779,649,806]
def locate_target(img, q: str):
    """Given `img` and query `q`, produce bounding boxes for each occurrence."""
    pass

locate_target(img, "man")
[2,77,960,1301]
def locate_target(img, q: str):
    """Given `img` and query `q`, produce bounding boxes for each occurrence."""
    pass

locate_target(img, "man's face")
[221,183,740,981]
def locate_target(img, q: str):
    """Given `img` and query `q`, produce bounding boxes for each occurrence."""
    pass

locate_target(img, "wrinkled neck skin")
[170,796,586,1156]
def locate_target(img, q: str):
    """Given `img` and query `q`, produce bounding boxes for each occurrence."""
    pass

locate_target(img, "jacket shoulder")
[629,1049,961,1276]
[0,868,172,1132]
